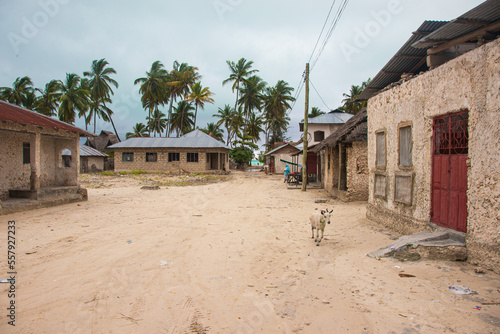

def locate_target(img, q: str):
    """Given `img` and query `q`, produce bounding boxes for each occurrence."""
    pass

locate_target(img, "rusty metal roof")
[413,0,500,49]
[357,21,448,101]
[0,100,94,136]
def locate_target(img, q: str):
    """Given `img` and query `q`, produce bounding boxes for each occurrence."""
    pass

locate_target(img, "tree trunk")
[193,104,198,129]
[167,97,174,137]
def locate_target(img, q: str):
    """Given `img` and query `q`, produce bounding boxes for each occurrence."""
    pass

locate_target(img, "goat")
[310,209,333,246]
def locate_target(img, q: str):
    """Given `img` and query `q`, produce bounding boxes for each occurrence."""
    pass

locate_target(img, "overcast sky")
[0,0,485,147]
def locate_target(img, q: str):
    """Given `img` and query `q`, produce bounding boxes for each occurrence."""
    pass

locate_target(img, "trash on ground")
[475,306,482,310]
[0,279,15,283]
[448,285,479,295]
[160,260,168,266]
[126,239,132,243]
[399,273,416,278]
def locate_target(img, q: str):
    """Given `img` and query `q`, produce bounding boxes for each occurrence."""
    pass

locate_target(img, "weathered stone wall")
[346,142,369,201]
[267,146,300,174]
[366,38,500,272]
[114,148,229,173]
[0,131,32,199]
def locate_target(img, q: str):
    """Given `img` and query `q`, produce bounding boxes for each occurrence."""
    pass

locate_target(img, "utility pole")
[302,63,309,192]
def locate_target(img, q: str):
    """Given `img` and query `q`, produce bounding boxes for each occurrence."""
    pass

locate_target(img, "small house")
[63,145,109,173]
[299,109,353,145]
[109,130,229,174]
[264,143,301,174]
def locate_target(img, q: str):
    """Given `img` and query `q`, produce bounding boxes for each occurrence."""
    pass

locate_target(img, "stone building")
[313,109,368,201]
[299,109,353,145]
[63,145,109,173]
[0,100,92,213]
[110,130,229,173]
[358,2,500,272]
[264,143,301,174]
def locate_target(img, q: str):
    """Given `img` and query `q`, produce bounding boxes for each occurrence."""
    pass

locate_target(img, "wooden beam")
[408,56,428,73]
[428,19,500,55]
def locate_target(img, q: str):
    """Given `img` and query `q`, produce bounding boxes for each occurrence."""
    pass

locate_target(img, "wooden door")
[431,111,468,232]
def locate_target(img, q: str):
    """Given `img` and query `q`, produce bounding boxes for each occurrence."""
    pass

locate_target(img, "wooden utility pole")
[302,63,309,192]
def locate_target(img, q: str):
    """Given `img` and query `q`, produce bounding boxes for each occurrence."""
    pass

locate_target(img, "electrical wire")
[308,0,337,64]
[310,80,331,111]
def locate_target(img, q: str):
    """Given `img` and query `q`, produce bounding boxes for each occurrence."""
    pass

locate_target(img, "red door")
[431,111,468,232]
[269,156,275,173]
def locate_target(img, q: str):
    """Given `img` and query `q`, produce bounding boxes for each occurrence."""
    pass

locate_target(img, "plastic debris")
[0,279,15,283]
[399,273,416,278]
[448,285,479,295]
[126,239,132,243]
[160,260,168,266]
[475,306,482,310]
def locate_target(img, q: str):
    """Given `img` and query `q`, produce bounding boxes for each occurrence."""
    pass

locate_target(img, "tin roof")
[108,129,230,150]
[413,0,500,49]
[264,143,301,156]
[62,145,109,157]
[0,100,94,137]
[299,109,353,125]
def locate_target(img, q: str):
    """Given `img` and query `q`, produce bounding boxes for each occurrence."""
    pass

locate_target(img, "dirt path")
[1,171,499,333]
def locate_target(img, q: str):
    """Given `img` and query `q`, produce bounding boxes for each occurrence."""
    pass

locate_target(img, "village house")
[0,100,92,214]
[299,109,353,145]
[63,145,109,174]
[312,109,368,201]
[109,129,230,174]
[264,143,301,174]
[357,1,500,272]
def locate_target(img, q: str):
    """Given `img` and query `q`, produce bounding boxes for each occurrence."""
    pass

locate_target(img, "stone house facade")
[365,37,500,271]
[0,101,91,212]
[264,143,301,174]
[110,130,229,174]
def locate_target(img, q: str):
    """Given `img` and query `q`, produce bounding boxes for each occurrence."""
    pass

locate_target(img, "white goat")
[310,209,333,246]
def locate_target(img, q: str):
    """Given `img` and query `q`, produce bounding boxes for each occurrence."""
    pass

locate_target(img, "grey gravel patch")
[141,185,160,190]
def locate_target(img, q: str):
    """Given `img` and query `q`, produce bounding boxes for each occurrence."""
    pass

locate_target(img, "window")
[187,152,198,162]
[122,152,134,162]
[395,174,413,204]
[63,155,71,167]
[376,131,386,168]
[146,152,157,162]
[314,131,325,142]
[374,173,387,198]
[168,152,180,162]
[23,142,30,164]
[399,125,412,167]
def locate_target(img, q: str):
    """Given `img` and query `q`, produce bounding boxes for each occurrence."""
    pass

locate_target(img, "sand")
[1,171,499,333]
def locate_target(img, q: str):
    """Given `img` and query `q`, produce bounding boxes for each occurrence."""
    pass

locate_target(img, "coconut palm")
[309,107,325,118]
[246,111,264,143]
[185,81,214,129]
[84,58,119,137]
[58,73,89,124]
[199,122,224,141]
[134,61,170,135]
[34,80,61,116]
[166,61,201,136]
[238,75,266,133]
[213,104,235,145]
[263,80,295,149]
[341,78,371,115]
[171,100,195,136]
[147,108,167,137]
[222,58,258,143]
[0,76,34,106]
[126,123,148,139]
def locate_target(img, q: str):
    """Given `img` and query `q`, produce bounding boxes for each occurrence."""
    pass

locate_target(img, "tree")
[34,80,61,116]
[134,61,169,136]
[147,108,167,137]
[171,100,195,136]
[309,107,325,118]
[84,58,119,137]
[199,122,224,141]
[340,78,371,115]
[222,58,258,143]
[213,104,234,145]
[185,81,214,129]
[166,61,201,136]
[263,80,295,149]
[0,76,34,106]
[58,73,89,124]
[246,111,264,143]
[238,75,266,133]
[126,123,148,139]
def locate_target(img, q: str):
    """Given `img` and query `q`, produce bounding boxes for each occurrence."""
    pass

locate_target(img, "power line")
[310,80,331,111]
[308,0,337,64]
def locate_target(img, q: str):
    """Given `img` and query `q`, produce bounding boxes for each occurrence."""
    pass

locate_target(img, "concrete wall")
[306,123,342,146]
[0,121,80,200]
[266,146,300,174]
[366,38,500,272]
[114,148,229,173]
[81,156,105,173]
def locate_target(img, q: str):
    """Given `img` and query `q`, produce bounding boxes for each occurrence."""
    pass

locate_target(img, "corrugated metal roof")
[0,100,94,137]
[299,110,353,125]
[357,20,448,101]
[108,129,230,150]
[264,143,301,156]
[62,145,109,157]
[413,0,500,48]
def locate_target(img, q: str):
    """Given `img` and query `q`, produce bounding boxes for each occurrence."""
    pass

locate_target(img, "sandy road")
[0,171,499,333]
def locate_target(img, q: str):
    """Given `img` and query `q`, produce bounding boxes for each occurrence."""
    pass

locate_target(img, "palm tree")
[185,81,214,129]
[134,61,170,136]
[126,123,148,139]
[199,122,224,141]
[171,100,195,136]
[23,91,37,110]
[341,78,371,115]
[166,61,201,136]
[84,58,120,138]
[263,80,295,148]
[222,58,258,143]
[213,104,235,145]
[309,107,325,118]
[0,76,34,106]
[58,73,89,124]
[238,75,266,133]
[147,108,167,137]
[246,111,264,143]
[34,80,61,116]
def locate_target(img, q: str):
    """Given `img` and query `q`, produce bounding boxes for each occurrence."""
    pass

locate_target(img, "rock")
[314,199,327,203]
[141,185,160,190]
